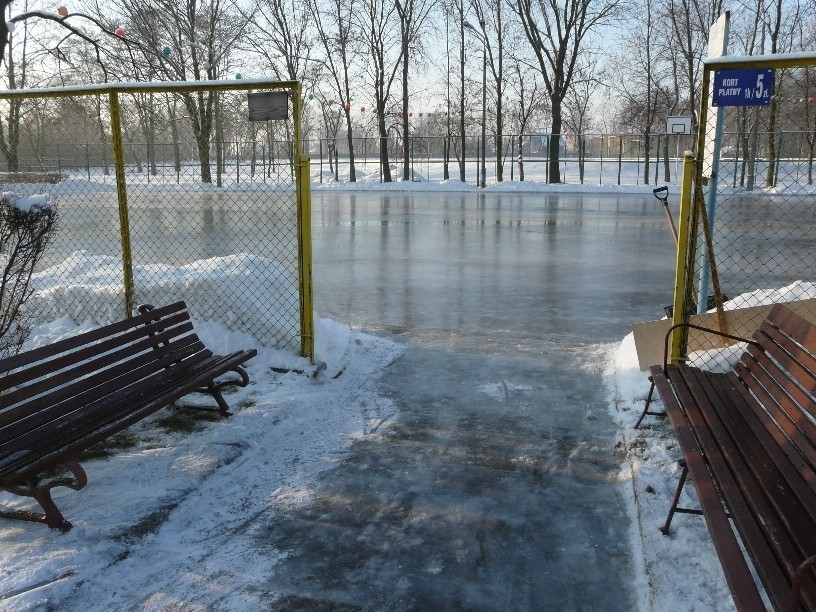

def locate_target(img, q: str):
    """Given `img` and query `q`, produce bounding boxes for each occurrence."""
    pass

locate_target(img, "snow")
[28,252,299,348]
[1,192,55,213]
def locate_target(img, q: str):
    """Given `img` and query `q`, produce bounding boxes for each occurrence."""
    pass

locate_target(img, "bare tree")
[311,0,360,181]
[563,59,603,184]
[515,0,619,183]
[85,0,250,183]
[395,0,436,181]
[468,0,507,182]
[0,193,57,357]
[357,0,403,182]
[763,0,802,186]
[509,60,548,181]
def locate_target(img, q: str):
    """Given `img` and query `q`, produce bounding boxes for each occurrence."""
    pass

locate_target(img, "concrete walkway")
[262,191,676,609]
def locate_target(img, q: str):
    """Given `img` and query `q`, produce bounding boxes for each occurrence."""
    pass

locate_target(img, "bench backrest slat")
[766,305,816,351]
[0,342,211,459]
[754,324,816,400]
[735,357,816,477]
[0,302,189,374]
[0,322,197,415]
[0,312,191,393]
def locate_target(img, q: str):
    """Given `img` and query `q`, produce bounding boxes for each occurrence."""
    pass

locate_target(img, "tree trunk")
[765,97,778,187]
[378,104,391,182]
[495,89,503,182]
[459,3,465,182]
[345,109,356,182]
[195,133,212,184]
[548,105,562,184]
[402,36,410,181]
[643,132,651,184]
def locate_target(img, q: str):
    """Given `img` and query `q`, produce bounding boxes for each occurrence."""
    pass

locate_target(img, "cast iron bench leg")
[635,378,666,429]
[660,460,704,535]
[1,462,88,531]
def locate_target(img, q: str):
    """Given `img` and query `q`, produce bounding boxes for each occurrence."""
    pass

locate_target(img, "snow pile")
[1,192,55,212]
[28,251,300,348]
[604,284,813,611]
[723,280,816,311]
[0,313,402,609]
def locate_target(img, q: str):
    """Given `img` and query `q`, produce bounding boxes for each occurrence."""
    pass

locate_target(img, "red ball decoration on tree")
[360,106,365,112]
[114,27,126,37]
[344,102,350,111]
[57,6,68,17]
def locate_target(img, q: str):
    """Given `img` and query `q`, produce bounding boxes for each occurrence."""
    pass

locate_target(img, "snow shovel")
[653,186,678,245]
[657,185,728,319]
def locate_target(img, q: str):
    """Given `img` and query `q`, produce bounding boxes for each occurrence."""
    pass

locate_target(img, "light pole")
[463,19,487,188]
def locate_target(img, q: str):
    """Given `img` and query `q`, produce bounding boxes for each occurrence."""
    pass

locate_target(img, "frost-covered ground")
[605,281,816,611]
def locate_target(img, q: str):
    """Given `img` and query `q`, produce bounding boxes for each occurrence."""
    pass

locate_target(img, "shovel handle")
[652,187,678,244]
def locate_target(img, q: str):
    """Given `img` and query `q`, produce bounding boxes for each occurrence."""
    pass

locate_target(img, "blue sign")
[713,69,775,106]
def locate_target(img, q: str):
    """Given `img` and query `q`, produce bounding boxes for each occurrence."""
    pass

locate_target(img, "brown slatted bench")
[645,304,816,611]
[0,301,257,531]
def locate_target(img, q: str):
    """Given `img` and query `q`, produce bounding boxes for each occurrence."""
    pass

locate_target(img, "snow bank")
[1,192,56,212]
[28,251,300,348]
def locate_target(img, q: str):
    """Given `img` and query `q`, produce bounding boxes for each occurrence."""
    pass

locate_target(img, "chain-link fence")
[673,55,816,369]
[0,80,313,358]
[310,132,696,186]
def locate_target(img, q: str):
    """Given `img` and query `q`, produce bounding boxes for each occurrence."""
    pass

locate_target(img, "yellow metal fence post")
[108,91,136,318]
[670,151,697,364]
[293,84,315,362]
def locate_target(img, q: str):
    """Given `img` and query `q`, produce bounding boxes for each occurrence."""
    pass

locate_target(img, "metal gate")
[670,53,816,364]
[0,79,313,360]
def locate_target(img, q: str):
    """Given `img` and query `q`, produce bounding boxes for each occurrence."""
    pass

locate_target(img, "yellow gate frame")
[670,52,816,364]
[0,79,314,362]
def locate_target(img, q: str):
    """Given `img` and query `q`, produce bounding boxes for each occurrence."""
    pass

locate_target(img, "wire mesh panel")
[680,57,816,365]
[0,81,308,354]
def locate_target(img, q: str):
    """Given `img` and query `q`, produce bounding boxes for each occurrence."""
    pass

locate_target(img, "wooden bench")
[646,304,816,611]
[0,301,257,531]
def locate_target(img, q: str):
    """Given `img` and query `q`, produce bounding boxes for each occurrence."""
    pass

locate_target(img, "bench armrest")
[790,555,816,612]
[661,322,759,371]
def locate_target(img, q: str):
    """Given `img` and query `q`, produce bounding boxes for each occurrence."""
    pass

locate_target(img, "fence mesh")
[0,84,305,352]
[310,133,696,186]
[682,58,816,369]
